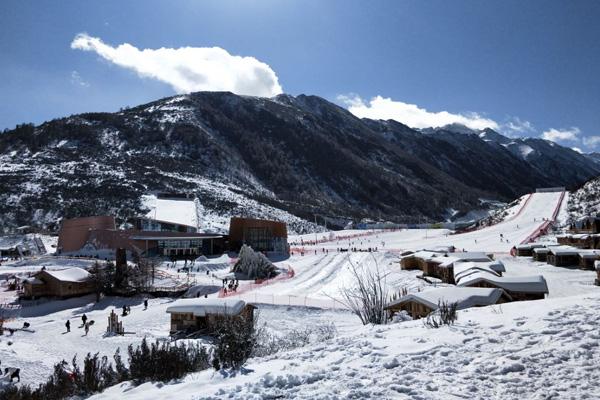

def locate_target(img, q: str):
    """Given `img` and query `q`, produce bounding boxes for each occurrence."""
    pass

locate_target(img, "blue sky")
[1,0,600,150]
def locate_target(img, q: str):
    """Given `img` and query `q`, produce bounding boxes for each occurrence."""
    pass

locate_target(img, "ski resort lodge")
[21,267,94,299]
[166,298,256,334]
[384,287,506,319]
[57,215,225,259]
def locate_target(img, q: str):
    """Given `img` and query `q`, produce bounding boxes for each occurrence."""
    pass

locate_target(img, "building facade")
[228,217,288,253]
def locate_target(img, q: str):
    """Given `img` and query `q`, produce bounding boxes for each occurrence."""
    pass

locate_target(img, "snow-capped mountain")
[421,124,599,189]
[0,92,598,232]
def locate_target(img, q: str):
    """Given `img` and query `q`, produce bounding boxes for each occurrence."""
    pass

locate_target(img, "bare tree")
[89,261,115,302]
[338,255,389,325]
[134,256,161,291]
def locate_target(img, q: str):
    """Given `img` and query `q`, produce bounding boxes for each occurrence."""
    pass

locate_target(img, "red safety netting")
[218,266,295,298]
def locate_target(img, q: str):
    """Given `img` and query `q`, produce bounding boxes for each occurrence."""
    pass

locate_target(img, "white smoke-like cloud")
[71,33,283,97]
[338,94,499,130]
[541,127,580,142]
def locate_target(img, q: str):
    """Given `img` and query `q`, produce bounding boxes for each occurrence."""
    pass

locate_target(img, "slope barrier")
[218,266,295,298]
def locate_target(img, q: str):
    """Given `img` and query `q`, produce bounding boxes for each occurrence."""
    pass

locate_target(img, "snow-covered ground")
[89,292,600,400]
[3,189,599,399]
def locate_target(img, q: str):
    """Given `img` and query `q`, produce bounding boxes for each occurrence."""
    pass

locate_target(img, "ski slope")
[292,191,565,254]
[254,191,566,302]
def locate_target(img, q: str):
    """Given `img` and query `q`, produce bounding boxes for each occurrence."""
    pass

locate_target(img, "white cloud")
[70,70,89,87]
[503,117,535,134]
[541,127,580,142]
[572,147,583,153]
[71,33,283,97]
[337,94,498,130]
[583,135,600,148]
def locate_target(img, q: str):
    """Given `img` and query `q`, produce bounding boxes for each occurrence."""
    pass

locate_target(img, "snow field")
[89,292,600,399]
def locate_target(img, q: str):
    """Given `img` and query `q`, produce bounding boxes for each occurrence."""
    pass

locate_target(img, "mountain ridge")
[0,91,598,231]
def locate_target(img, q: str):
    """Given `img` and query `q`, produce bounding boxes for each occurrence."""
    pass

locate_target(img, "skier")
[81,314,87,326]
[144,299,148,310]
[65,320,70,333]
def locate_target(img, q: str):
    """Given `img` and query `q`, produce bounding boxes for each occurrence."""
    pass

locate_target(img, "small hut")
[384,287,505,319]
[21,268,93,299]
[547,246,580,267]
[577,250,600,270]
[166,298,255,335]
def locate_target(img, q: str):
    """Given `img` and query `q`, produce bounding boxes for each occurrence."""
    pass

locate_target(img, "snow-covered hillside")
[567,175,600,221]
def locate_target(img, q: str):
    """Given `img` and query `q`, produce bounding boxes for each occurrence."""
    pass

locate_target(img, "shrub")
[0,339,210,399]
[339,256,389,325]
[127,338,210,383]
[212,312,258,369]
[424,301,458,328]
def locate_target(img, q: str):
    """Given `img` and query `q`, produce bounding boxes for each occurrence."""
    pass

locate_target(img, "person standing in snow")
[65,320,70,333]
[81,314,87,326]
[84,323,89,336]
[144,299,148,310]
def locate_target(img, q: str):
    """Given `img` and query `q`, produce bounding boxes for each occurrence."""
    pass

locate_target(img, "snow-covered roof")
[595,260,600,270]
[558,233,591,239]
[142,195,198,228]
[42,268,91,282]
[458,273,548,294]
[577,250,600,258]
[533,247,551,254]
[517,243,546,250]
[437,252,492,268]
[422,246,455,253]
[385,287,504,311]
[548,246,580,256]
[454,260,505,283]
[406,250,444,260]
[166,298,251,316]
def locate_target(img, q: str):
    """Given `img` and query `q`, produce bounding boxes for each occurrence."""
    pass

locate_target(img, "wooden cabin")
[458,274,548,301]
[577,250,600,270]
[166,298,255,335]
[22,268,94,299]
[547,246,580,267]
[532,247,551,262]
[556,234,600,249]
[516,244,541,257]
[384,287,505,319]
[401,251,493,284]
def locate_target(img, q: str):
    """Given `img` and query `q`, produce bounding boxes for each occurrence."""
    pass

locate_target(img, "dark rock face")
[0,91,598,231]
